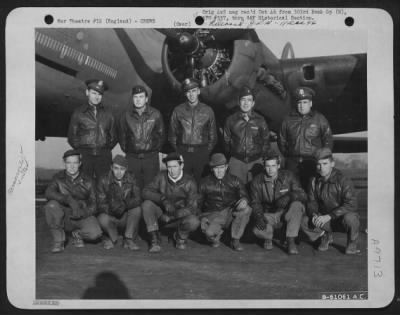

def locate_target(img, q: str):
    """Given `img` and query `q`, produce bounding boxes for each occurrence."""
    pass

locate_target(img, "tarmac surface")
[35,172,368,300]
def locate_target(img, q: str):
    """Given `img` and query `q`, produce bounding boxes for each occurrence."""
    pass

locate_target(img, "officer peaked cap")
[294,86,315,101]
[182,78,200,92]
[86,79,108,94]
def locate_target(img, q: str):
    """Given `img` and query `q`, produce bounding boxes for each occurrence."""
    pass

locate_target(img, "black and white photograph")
[5,7,394,309]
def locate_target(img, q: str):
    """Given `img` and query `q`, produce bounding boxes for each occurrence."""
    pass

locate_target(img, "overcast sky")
[36,29,367,169]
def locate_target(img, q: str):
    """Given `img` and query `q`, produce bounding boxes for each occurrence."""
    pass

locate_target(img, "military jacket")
[224,110,270,162]
[168,102,217,152]
[45,171,96,215]
[119,105,165,154]
[199,172,249,212]
[279,110,332,157]
[307,168,358,219]
[68,103,117,155]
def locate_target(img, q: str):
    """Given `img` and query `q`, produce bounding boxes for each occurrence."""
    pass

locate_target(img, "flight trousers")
[301,212,360,242]
[253,201,305,240]
[142,200,200,240]
[200,206,251,242]
[44,200,102,243]
[126,152,160,191]
[97,207,142,242]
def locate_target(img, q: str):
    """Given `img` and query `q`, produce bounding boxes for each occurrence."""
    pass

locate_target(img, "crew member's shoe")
[174,232,187,250]
[124,238,140,251]
[148,231,161,253]
[211,240,220,248]
[287,237,299,255]
[231,238,244,251]
[51,242,64,253]
[263,239,273,250]
[103,238,115,250]
[71,231,84,248]
[345,239,361,255]
[318,232,333,251]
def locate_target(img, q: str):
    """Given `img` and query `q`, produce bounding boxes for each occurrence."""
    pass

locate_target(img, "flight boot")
[51,242,65,254]
[287,237,299,255]
[345,238,361,255]
[124,238,140,251]
[231,238,244,251]
[173,232,187,250]
[263,239,273,250]
[71,230,84,248]
[148,231,161,253]
[318,232,333,251]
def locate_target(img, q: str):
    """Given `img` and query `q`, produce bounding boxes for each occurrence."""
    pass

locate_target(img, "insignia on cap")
[299,89,304,95]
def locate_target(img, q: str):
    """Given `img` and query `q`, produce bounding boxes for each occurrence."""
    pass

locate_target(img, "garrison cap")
[238,86,255,99]
[112,154,128,168]
[262,148,281,163]
[314,148,333,161]
[162,152,184,164]
[294,86,315,101]
[209,153,227,167]
[132,85,148,96]
[182,78,200,92]
[86,79,108,94]
[63,149,81,159]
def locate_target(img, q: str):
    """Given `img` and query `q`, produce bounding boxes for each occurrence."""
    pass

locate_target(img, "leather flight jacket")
[223,110,270,163]
[249,169,307,217]
[119,105,165,155]
[199,172,249,212]
[68,103,117,155]
[45,171,97,216]
[169,102,217,152]
[97,170,142,217]
[278,110,333,158]
[142,171,199,215]
[307,168,358,220]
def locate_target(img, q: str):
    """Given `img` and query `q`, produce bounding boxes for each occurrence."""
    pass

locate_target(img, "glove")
[162,199,176,214]
[275,194,292,209]
[65,196,82,219]
[254,212,267,230]
[234,198,249,212]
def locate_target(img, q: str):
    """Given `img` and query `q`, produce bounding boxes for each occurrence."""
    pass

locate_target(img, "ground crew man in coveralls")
[223,86,270,184]
[96,155,143,250]
[168,78,217,183]
[142,152,200,252]
[250,149,307,255]
[279,86,333,190]
[43,149,102,253]
[301,148,360,254]
[68,79,117,181]
[119,85,165,190]
[198,153,252,251]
